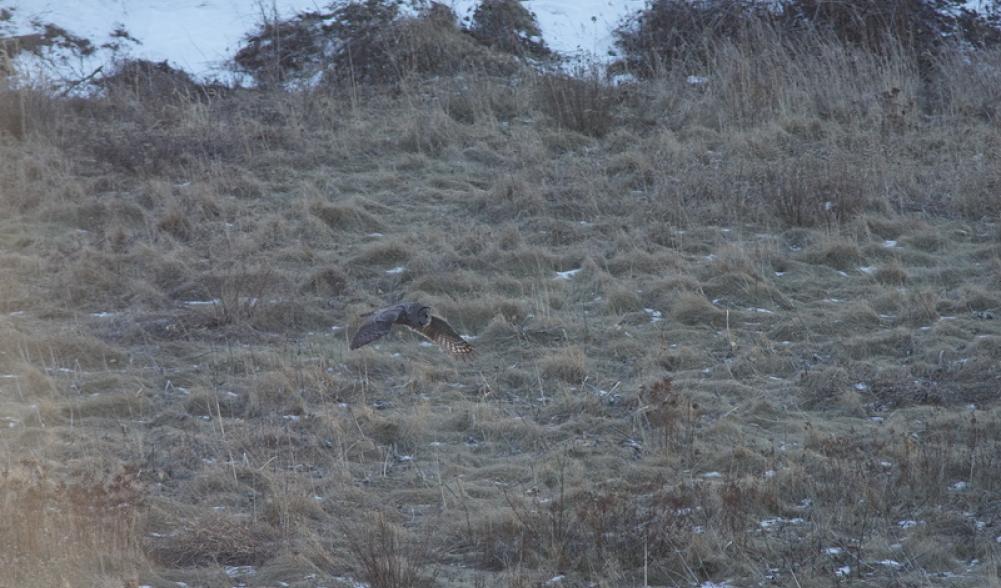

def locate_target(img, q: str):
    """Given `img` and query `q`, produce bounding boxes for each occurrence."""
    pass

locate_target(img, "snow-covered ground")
[451,0,646,61]
[4,0,996,86]
[2,0,322,82]
[2,0,646,84]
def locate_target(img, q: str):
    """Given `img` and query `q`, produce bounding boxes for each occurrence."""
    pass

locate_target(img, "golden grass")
[1,28,1001,587]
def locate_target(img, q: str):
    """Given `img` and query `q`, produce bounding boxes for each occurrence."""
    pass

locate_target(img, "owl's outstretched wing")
[350,306,403,350]
[408,316,475,358]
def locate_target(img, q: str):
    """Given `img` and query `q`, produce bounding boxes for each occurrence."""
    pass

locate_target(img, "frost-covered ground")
[2,0,646,83]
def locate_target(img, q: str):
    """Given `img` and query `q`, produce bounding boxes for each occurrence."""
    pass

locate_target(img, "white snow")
[385,266,406,274]
[224,565,256,578]
[4,0,322,83]
[5,0,650,85]
[452,0,647,63]
[183,299,220,306]
[554,268,582,280]
[759,516,805,528]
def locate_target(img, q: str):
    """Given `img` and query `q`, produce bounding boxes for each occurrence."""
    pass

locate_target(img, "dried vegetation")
[2,1,1001,586]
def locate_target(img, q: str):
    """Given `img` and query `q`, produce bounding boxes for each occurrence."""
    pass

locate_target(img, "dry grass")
[0,462,145,587]
[2,23,1001,587]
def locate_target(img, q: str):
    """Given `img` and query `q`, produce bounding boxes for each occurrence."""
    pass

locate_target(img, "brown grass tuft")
[874,261,908,285]
[671,292,726,326]
[146,510,278,567]
[540,346,588,383]
[536,72,618,138]
[310,201,385,233]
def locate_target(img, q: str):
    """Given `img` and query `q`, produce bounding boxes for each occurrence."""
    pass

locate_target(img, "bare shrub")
[614,0,777,76]
[345,514,437,588]
[97,58,217,103]
[468,0,551,59]
[782,0,1001,61]
[235,1,519,88]
[614,0,1001,77]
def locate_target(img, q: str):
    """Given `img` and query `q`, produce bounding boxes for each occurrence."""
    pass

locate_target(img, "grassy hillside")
[1,17,1001,588]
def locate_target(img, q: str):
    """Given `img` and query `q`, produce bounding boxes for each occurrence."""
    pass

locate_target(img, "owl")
[349,302,475,358]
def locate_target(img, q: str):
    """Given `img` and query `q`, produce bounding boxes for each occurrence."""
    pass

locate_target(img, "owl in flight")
[349,302,475,358]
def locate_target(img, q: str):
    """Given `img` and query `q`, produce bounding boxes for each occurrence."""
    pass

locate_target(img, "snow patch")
[224,565,256,578]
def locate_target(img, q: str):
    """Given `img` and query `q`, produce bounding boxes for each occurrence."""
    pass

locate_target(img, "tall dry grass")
[1,13,1001,587]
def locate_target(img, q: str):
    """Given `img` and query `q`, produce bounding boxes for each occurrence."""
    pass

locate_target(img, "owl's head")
[414,305,432,327]
[403,302,432,327]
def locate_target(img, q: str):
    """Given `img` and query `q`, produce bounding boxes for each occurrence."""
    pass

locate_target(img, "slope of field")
[2,23,1001,588]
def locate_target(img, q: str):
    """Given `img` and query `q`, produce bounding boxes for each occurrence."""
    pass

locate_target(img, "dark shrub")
[613,0,778,76]
[614,0,1001,77]
[468,0,552,59]
[234,1,520,87]
[97,59,219,102]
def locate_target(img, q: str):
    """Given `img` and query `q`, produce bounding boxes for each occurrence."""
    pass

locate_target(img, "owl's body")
[349,302,475,358]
